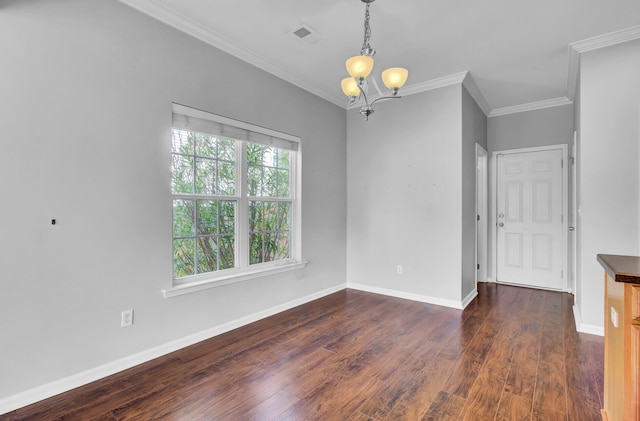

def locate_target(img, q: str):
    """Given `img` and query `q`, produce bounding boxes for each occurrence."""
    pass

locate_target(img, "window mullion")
[237,141,249,269]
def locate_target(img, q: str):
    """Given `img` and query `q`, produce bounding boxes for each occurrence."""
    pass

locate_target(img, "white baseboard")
[0,284,345,415]
[573,304,604,336]
[347,282,466,310]
[461,288,478,309]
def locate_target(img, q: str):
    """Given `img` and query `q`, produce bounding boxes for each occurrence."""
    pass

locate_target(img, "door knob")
[569,226,575,231]
[498,222,504,227]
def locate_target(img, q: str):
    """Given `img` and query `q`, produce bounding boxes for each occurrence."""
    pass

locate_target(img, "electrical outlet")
[121,309,134,328]
[396,265,403,275]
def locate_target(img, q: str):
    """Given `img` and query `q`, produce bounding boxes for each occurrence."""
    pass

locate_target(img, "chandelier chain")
[360,3,374,56]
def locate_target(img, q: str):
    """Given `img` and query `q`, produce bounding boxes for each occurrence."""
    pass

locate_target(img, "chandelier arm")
[370,95,403,106]
[357,83,372,108]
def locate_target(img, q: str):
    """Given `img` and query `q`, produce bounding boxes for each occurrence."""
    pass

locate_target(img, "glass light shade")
[341,77,360,97]
[381,67,409,90]
[346,55,375,79]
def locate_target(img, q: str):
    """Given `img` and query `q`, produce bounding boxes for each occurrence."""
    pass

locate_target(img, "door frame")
[570,131,577,294]
[476,144,488,286]
[490,144,569,291]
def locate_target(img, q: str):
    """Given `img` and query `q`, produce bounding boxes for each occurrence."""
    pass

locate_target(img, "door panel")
[533,180,551,223]
[505,233,523,267]
[506,182,523,222]
[532,234,552,270]
[496,149,563,290]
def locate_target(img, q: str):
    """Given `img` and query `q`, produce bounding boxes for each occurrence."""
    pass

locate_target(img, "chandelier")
[341,0,409,121]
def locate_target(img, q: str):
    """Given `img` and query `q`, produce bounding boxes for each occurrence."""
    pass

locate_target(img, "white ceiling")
[119,0,640,115]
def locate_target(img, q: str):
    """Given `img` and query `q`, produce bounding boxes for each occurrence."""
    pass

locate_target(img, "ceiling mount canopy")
[341,0,409,121]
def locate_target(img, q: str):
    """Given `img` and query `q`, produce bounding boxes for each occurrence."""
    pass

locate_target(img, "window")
[247,144,291,265]
[171,130,237,277]
[168,104,302,295]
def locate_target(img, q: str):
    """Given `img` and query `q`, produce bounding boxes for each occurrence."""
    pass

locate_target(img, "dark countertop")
[597,254,640,284]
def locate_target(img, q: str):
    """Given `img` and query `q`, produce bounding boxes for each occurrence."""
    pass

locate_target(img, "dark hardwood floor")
[2,283,603,420]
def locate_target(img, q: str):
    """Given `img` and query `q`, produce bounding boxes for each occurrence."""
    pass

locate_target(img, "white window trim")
[162,260,308,298]
[165,104,305,298]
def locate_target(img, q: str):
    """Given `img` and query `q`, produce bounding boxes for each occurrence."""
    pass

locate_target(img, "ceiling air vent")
[291,25,320,44]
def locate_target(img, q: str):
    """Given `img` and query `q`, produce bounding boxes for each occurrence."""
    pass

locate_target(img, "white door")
[496,149,563,290]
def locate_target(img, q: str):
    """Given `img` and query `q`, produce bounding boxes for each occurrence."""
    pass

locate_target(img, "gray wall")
[488,105,574,152]
[0,0,347,399]
[462,87,488,299]
[346,85,464,304]
[576,39,640,330]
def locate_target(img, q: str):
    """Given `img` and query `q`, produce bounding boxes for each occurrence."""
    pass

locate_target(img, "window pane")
[171,154,194,193]
[219,201,236,234]
[172,129,194,154]
[250,232,263,265]
[247,143,264,165]
[196,200,218,235]
[263,167,277,197]
[248,166,261,196]
[247,143,289,198]
[277,202,290,230]
[249,200,291,265]
[219,235,235,270]
[262,147,275,167]
[249,201,262,232]
[277,149,290,169]
[173,238,195,278]
[195,132,216,158]
[257,231,289,264]
[263,232,277,262]
[196,237,217,273]
[275,231,290,260]
[263,201,277,230]
[195,157,216,195]
[218,138,236,161]
[249,201,290,232]
[173,199,194,237]
[277,169,289,197]
[218,161,236,195]
[194,201,236,274]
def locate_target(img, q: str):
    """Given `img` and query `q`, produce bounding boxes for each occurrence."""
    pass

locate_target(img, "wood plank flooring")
[2,283,603,420]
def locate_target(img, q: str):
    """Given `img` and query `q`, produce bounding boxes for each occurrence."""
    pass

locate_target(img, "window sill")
[162,261,309,298]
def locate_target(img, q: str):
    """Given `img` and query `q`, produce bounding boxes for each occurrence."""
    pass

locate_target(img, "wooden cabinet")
[598,254,640,421]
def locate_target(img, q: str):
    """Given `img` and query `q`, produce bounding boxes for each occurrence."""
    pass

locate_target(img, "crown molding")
[567,45,580,101]
[400,71,468,96]
[488,97,573,118]
[567,25,640,100]
[117,0,345,107]
[571,24,640,54]
[462,72,491,116]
